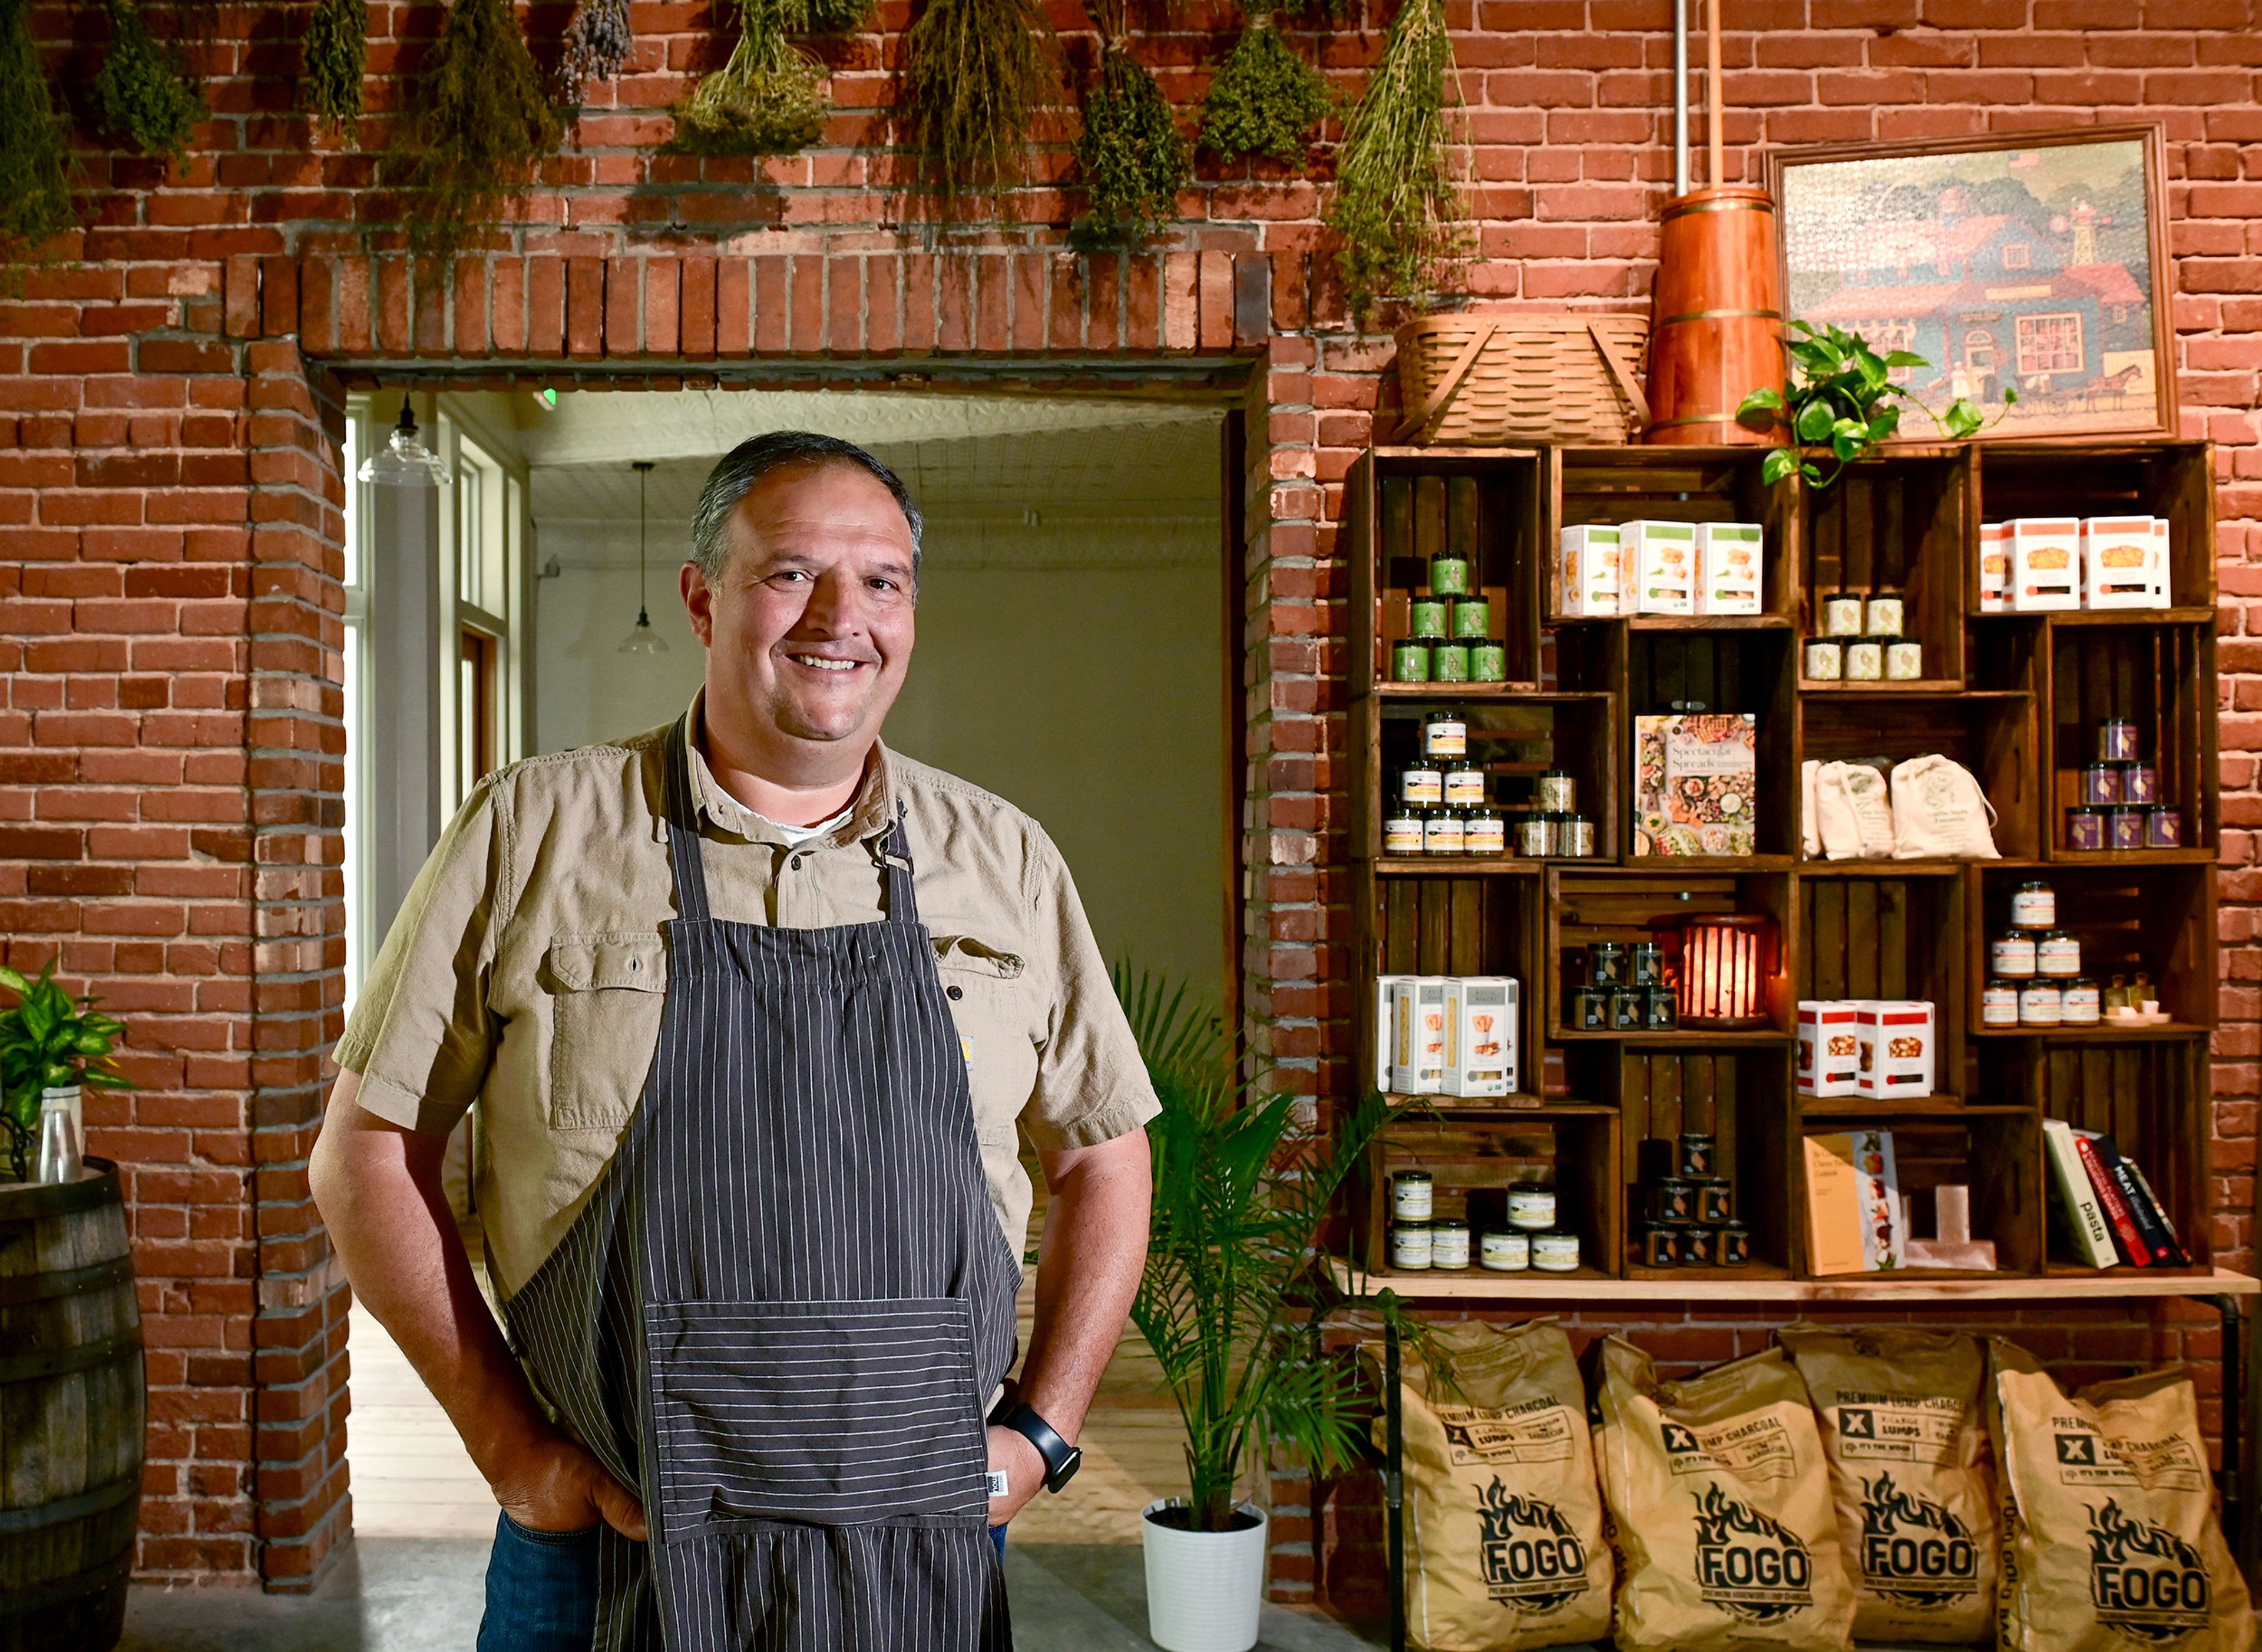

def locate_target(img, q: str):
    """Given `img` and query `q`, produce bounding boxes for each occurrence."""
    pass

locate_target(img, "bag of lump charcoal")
[1594,1336,1855,1652]
[1778,1325,1997,1644]
[1363,1317,1613,1650]
[1992,1351,2255,1652]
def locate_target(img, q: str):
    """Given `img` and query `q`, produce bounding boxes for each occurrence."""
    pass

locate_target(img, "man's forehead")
[723,470,915,564]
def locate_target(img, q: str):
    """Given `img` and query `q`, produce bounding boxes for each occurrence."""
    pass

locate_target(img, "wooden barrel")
[0,1160,144,1652]
[1643,185,1788,446]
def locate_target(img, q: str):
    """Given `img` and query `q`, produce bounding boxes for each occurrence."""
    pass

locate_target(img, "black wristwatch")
[990,1398,1083,1494]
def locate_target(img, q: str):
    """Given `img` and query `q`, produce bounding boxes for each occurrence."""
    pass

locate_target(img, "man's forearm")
[1019,1128,1152,1440]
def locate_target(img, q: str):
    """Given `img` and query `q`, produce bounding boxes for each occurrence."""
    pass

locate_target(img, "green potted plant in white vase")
[1118,967,1414,1652]
[0,962,131,1183]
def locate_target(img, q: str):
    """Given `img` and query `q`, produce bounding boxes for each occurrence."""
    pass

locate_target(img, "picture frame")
[1765,124,2177,442]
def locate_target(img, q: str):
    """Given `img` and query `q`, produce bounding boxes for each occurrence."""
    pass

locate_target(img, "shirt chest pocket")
[543,934,669,1131]
[932,936,1039,1151]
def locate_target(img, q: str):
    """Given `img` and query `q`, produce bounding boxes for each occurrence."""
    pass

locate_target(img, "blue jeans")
[477,1511,1007,1649]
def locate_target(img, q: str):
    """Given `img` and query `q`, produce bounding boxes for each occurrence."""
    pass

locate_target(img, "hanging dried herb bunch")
[303,0,368,134]
[93,0,204,157]
[1068,41,1185,250]
[558,0,631,106]
[1198,14,1328,167]
[778,0,870,32]
[899,0,1056,217]
[1325,0,1469,325]
[672,0,825,155]
[0,0,75,248]
[381,0,562,256]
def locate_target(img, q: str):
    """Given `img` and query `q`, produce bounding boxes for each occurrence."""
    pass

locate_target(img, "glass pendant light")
[619,460,667,655]
[358,396,452,488]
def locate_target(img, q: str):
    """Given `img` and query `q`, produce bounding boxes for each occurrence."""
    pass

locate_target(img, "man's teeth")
[793,655,858,671]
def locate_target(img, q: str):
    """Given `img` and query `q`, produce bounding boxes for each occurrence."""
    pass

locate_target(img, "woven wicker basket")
[1391,312,1652,445]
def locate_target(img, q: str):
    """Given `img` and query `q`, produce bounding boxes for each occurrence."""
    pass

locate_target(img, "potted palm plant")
[1118,968,1412,1652]
[0,962,131,1183]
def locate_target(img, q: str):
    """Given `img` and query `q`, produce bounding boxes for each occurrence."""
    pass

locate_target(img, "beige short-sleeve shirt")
[335,704,1159,1299]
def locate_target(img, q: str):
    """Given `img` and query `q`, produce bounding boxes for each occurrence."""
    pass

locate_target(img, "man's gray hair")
[687,431,924,579]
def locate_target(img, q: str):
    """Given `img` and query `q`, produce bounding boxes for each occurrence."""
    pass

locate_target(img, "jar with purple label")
[2066,806,2106,851]
[2081,764,2122,805]
[2108,806,2147,851]
[2147,806,2182,849]
[2123,765,2158,805]
[2098,719,2139,763]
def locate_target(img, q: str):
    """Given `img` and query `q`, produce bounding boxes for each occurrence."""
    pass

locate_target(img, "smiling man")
[310,431,1157,1651]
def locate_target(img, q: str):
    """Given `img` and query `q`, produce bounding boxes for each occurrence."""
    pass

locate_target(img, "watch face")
[1046,1445,1082,1494]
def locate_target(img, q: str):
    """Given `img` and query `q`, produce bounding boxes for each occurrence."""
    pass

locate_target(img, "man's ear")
[681,561,714,649]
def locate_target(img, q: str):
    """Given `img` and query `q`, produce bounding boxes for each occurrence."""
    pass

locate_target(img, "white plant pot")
[1140,1498,1268,1652]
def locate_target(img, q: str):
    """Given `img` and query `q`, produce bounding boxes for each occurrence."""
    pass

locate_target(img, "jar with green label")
[1428,550,1471,596]
[1451,597,1490,638]
[1408,598,1447,638]
[1431,640,1471,683]
[1390,637,1432,681]
[1469,638,1507,682]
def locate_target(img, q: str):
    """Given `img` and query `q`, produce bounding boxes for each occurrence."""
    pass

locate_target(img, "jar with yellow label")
[1401,763,1443,806]
[1463,806,1506,856]
[1423,808,1465,855]
[1384,806,1425,856]
[1423,712,1467,759]
[1443,763,1486,806]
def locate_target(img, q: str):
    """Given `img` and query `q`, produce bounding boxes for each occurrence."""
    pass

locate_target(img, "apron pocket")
[646,1297,989,1534]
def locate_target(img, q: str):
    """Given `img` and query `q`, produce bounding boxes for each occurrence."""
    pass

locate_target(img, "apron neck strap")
[662,714,714,923]
[875,805,920,926]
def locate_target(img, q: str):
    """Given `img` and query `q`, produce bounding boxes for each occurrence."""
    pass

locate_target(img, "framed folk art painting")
[1765,124,2177,441]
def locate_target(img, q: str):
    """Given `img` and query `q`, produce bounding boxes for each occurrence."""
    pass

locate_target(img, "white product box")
[1442,976,1519,1098]
[2151,517,2174,607]
[1695,522,1765,615]
[1622,519,1697,615]
[2082,515,2159,610]
[1388,976,1449,1095]
[1854,1000,1936,1099]
[2008,517,2080,611]
[1978,521,2011,613]
[1797,999,1863,1097]
[1557,524,1621,617]
[1374,973,1410,1094]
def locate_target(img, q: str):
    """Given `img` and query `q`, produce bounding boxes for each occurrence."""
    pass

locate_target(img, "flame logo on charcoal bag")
[2086,1499,2211,1644]
[1692,1482,1815,1623]
[1475,1478,1592,1614]
[1858,1471,1980,1610]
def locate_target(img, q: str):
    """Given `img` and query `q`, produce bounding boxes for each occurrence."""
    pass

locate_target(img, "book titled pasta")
[1633,713,1758,857]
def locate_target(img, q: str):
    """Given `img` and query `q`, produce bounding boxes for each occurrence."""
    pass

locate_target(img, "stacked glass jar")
[1383,715,1599,859]
[1983,880,2099,1028]
[1387,548,1512,684]
[1803,588,1922,684]
[2064,717,2181,852]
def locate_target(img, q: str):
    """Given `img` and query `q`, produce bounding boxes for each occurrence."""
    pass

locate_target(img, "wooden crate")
[1358,1108,1622,1281]
[1798,690,2042,861]
[1605,1045,1794,1280]
[1803,448,1973,686]
[1546,869,1795,1041]
[1974,863,2216,1035]
[1623,628,1799,859]
[1543,446,1800,626]
[1352,694,1619,864]
[1797,868,1970,1101]
[1975,441,2217,613]
[1786,1104,2043,1278]
[2045,619,2215,858]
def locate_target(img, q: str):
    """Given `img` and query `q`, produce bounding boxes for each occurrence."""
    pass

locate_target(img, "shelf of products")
[1342,438,2231,1296]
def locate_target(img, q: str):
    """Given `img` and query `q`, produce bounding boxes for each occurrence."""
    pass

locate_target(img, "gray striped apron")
[504,717,1021,1650]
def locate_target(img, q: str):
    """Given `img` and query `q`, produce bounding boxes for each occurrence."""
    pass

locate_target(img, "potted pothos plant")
[0,962,130,1183]
[1739,320,2016,490]
[1118,966,1418,1652]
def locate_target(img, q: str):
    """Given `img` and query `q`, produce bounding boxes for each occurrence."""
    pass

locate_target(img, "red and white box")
[1978,522,2012,613]
[1854,1000,1936,1098]
[2081,515,2160,611]
[2151,517,2174,607]
[1797,999,1863,1098]
[2008,518,2079,612]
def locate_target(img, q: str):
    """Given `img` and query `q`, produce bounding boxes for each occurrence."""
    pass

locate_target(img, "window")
[2000,242,2031,270]
[1963,329,1996,374]
[440,425,520,815]
[342,408,370,1013]
[1864,319,1922,384]
[2015,311,2085,376]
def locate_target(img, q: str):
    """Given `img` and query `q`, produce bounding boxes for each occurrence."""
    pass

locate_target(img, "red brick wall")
[1,0,2256,1594]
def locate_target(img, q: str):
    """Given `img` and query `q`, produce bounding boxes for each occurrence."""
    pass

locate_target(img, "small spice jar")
[1391,1170,1434,1221]
[1507,1187,1557,1231]
[1989,931,2038,978]
[2146,805,2182,849]
[2108,805,2147,852]
[1885,640,1924,681]
[1608,988,1645,1031]
[1530,1230,1582,1273]
[1431,640,1472,683]
[1865,589,1905,637]
[1391,638,1433,682]
[2035,929,2081,978]
[1822,591,1865,637]
[1451,597,1490,639]
[1629,942,1666,989]
[2098,719,2140,764]
[1572,986,1610,1031]
[1422,711,1467,759]
[1695,1177,1734,1226]
[2019,978,2063,1027]
[1682,1224,1718,1266]
[1428,549,1471,597]
[1643,987,1679,1029]
[2066,805,2106,851]
[1384,806,1425,856]
[1469,639,1509,683]
[2123,764,2160,805]
[1430,1218,1471,1271]
[1586,941,1628,987]
[2061,976,2102,1025]
[1650,1177,1694,1224]
[2010,880,2056,929]
[1535,770,1578,813]
[1390,1222,1433,1270]
[1401,762,1444,806]
[1464,805,1506,856]
[1423,807,1466,856]
[1844,637,1884,681]
[1803,638,1844,682]
[1642,1224,1683,1269]
[2081,764,2124,806]
[1443,762,1486,806]
[1559,815,1597,859]
[1981,978,2021,1027]
[1517,813,1555,858]
[1718,1223,1752,1266]
[1678,1132,1716,1177]
[1480,1230,1530,1272]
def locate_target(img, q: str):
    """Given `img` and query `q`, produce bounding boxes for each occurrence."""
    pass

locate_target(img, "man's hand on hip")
[492,1429,649,1541]
[985,1423,1046,1527]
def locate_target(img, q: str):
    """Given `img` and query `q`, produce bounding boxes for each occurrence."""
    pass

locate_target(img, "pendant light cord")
[635,460,654,627]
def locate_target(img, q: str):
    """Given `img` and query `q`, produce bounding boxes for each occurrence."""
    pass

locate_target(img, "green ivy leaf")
[1829,417,1867,461]
[1761,449,1799,486]
[1941,398,1983,440]
[2003,386,2020,405]
[1794,400,1836,443]
[1884,350,1928,368]
[1738,388,1785,415]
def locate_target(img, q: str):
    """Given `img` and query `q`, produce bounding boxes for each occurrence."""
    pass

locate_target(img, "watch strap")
[994,1401,1080,1493]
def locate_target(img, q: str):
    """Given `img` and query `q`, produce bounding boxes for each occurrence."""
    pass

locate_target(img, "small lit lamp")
[358,396,452,488]
[1676,914,1778,1028]
[619,459,667,656]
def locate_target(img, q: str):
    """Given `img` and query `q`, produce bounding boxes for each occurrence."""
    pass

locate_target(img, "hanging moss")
[777,0,870,32]
[92,0,203,158]
[671,0,826,155]
[1198,15,1328,167]
[0,0,75,249]
[381,0,562,257]
[303,0,368,133]
[1067,44,1183,250]
[558,0,631,105]
[1325,0,1468,325]
[899,0,1055,216]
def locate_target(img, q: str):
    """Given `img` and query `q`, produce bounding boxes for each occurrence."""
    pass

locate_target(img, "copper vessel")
[1643,185,1785,446]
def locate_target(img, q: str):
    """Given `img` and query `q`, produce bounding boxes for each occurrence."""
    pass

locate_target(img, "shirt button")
[947,985,964,1001]
[789,854,802,870]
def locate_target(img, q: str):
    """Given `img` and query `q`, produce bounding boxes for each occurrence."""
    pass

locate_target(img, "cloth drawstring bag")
[1801,760,1821,859]
[1815,761,1894,860]
[1890,754,2000,859]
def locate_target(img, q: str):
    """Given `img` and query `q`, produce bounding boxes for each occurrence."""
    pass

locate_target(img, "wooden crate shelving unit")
[1342,438,2237,1296]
